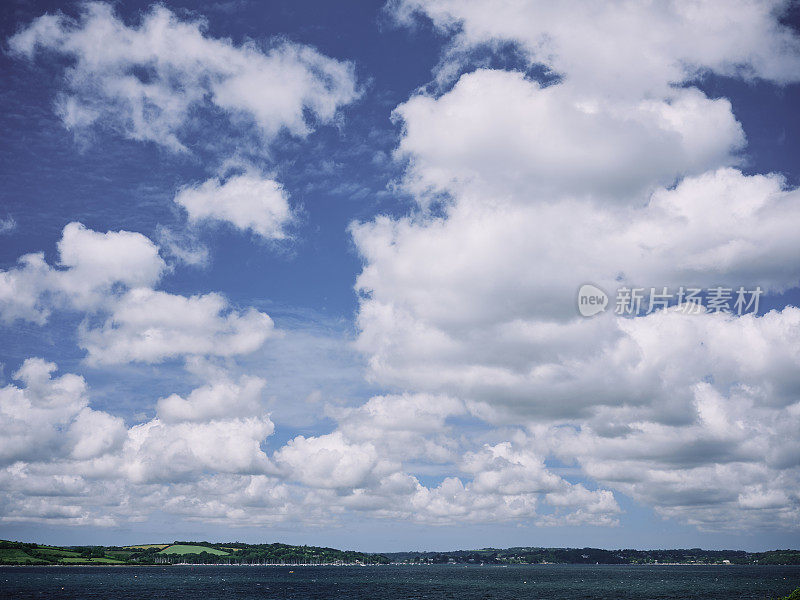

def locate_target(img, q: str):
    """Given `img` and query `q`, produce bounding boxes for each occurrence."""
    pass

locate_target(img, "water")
[2,564,799,599]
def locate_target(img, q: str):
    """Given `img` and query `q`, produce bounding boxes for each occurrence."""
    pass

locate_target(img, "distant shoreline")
[3,540,799,568]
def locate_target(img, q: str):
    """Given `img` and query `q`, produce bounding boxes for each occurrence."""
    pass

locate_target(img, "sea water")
[2,564,799,599]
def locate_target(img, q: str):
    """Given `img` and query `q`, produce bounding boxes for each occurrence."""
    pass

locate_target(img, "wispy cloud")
[0,216,16,235]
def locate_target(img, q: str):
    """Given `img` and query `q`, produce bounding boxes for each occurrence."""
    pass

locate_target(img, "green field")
[59,557,126,564]
[159,544,229,556]
[0,548,49,564]
[34,547,81,558]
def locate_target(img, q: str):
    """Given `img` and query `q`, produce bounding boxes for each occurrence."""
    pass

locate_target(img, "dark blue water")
[1,564,799,599]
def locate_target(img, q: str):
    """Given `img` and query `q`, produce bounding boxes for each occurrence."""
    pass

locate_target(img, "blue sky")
[1,0,800,552]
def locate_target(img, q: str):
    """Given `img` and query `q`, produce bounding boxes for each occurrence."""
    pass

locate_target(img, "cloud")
[2,0,799,535]
[155,225,209,268]
[346,2,800,531]
[0,359,125,467]
[268,392,621,525]
[274,431,391,489]
[0,223,275,365]
[0,253,55,325]
[395,473,618,526]
[394,70,744,201]
[465,445,621,523]
[66,407,128,461]
[0,359,286,526]
[262,307,795,529]
[0,216,16,235]
[174,170,293,239]
[155,474,300,525]
[393,0,800,97]
[156,375,266,423]
[79,288,275,365]
[55,222,166,308]
[353,219,800,527]
[0,360,623,528]
[123,416,276,484]
[330,393,465,463]
[551,355,800,530]
[0,360,279,522]
[353,169,800,390]
[0,222,165,324]
[9,2,360,152]
[353,94,800,526]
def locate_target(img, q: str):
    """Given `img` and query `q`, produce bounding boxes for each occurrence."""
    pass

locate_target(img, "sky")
[1,0,800,553]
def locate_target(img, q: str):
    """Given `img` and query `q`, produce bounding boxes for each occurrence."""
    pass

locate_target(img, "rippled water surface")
[2,564,800,599]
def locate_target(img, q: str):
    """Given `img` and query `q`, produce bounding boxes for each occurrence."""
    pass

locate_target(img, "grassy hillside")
[0,541,128,565]
[34,547,81,558]
[0,548,49,565]
[0,539,388,565]
[159,544,229,556]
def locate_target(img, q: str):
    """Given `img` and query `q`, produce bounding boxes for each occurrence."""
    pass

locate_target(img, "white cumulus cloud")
[395,70,744,201]
[9,2,360,152]
[347,0,800,531]
[175,170,293,239]
[0,359,125,466]
[80,288,275,365]
[394,0,800,97]
[0,222,165,324]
